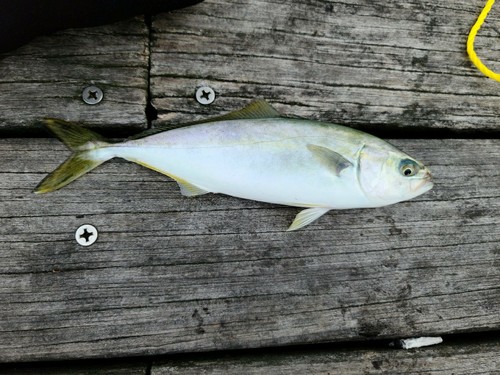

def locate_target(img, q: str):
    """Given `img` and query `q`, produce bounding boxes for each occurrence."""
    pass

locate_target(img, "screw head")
[75,224,98,246]
[82,86,103,105]
[195,86,215,105]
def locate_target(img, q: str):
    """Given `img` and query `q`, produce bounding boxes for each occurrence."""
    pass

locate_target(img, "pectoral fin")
[176,179,209,197]
[307,144,353,176]
[287,207,330,231]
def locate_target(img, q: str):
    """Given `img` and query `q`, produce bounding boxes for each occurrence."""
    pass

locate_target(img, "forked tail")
[34,119,114,194]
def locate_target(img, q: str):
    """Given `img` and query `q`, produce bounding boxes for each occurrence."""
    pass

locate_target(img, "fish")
[35,100,433,231]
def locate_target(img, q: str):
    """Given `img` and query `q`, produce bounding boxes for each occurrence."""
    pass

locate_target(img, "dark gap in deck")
[0,123,499,140]
[147,329,500,363]
[0,329,498,369]
[145,13,158,129]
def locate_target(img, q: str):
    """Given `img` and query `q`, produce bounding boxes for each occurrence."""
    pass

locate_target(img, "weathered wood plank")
[0,137,498,362]
[151,0,500,132]
[152,340,500,375]
[0,18,149,133]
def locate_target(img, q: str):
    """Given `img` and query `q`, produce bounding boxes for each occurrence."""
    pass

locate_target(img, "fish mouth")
[412,171,433,193]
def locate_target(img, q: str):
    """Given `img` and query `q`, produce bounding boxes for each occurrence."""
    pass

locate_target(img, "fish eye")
[399,159,419,177]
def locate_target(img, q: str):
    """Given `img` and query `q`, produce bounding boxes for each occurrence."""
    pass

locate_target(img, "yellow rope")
[467,0,500,81]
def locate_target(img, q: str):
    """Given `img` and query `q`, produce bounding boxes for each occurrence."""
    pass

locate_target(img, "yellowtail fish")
[35,100,433,231]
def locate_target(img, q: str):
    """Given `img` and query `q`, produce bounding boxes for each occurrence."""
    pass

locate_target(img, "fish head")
[358,145,433,206]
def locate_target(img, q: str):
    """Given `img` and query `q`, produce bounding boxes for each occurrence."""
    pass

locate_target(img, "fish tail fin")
[34,119,114,194]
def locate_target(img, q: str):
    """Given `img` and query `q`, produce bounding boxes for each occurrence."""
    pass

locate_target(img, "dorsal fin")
[214,100,281,121]
[127,100,281,140]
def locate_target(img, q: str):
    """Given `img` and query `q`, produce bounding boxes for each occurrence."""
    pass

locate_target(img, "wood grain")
[0,18,149,133]
[150,0,500,132]
[152,339,500,375]
[0,137,498,362]
[0,0,499,366]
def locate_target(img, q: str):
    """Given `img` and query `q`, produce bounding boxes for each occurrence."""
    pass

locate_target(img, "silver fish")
[35,100,433,230]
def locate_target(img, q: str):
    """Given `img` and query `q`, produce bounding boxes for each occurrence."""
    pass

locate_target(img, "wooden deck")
[0,0,499,372]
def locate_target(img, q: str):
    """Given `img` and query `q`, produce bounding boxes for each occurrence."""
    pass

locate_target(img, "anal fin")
[129,158,209,197]
[176,179,209,197]
[287,207,330,231]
